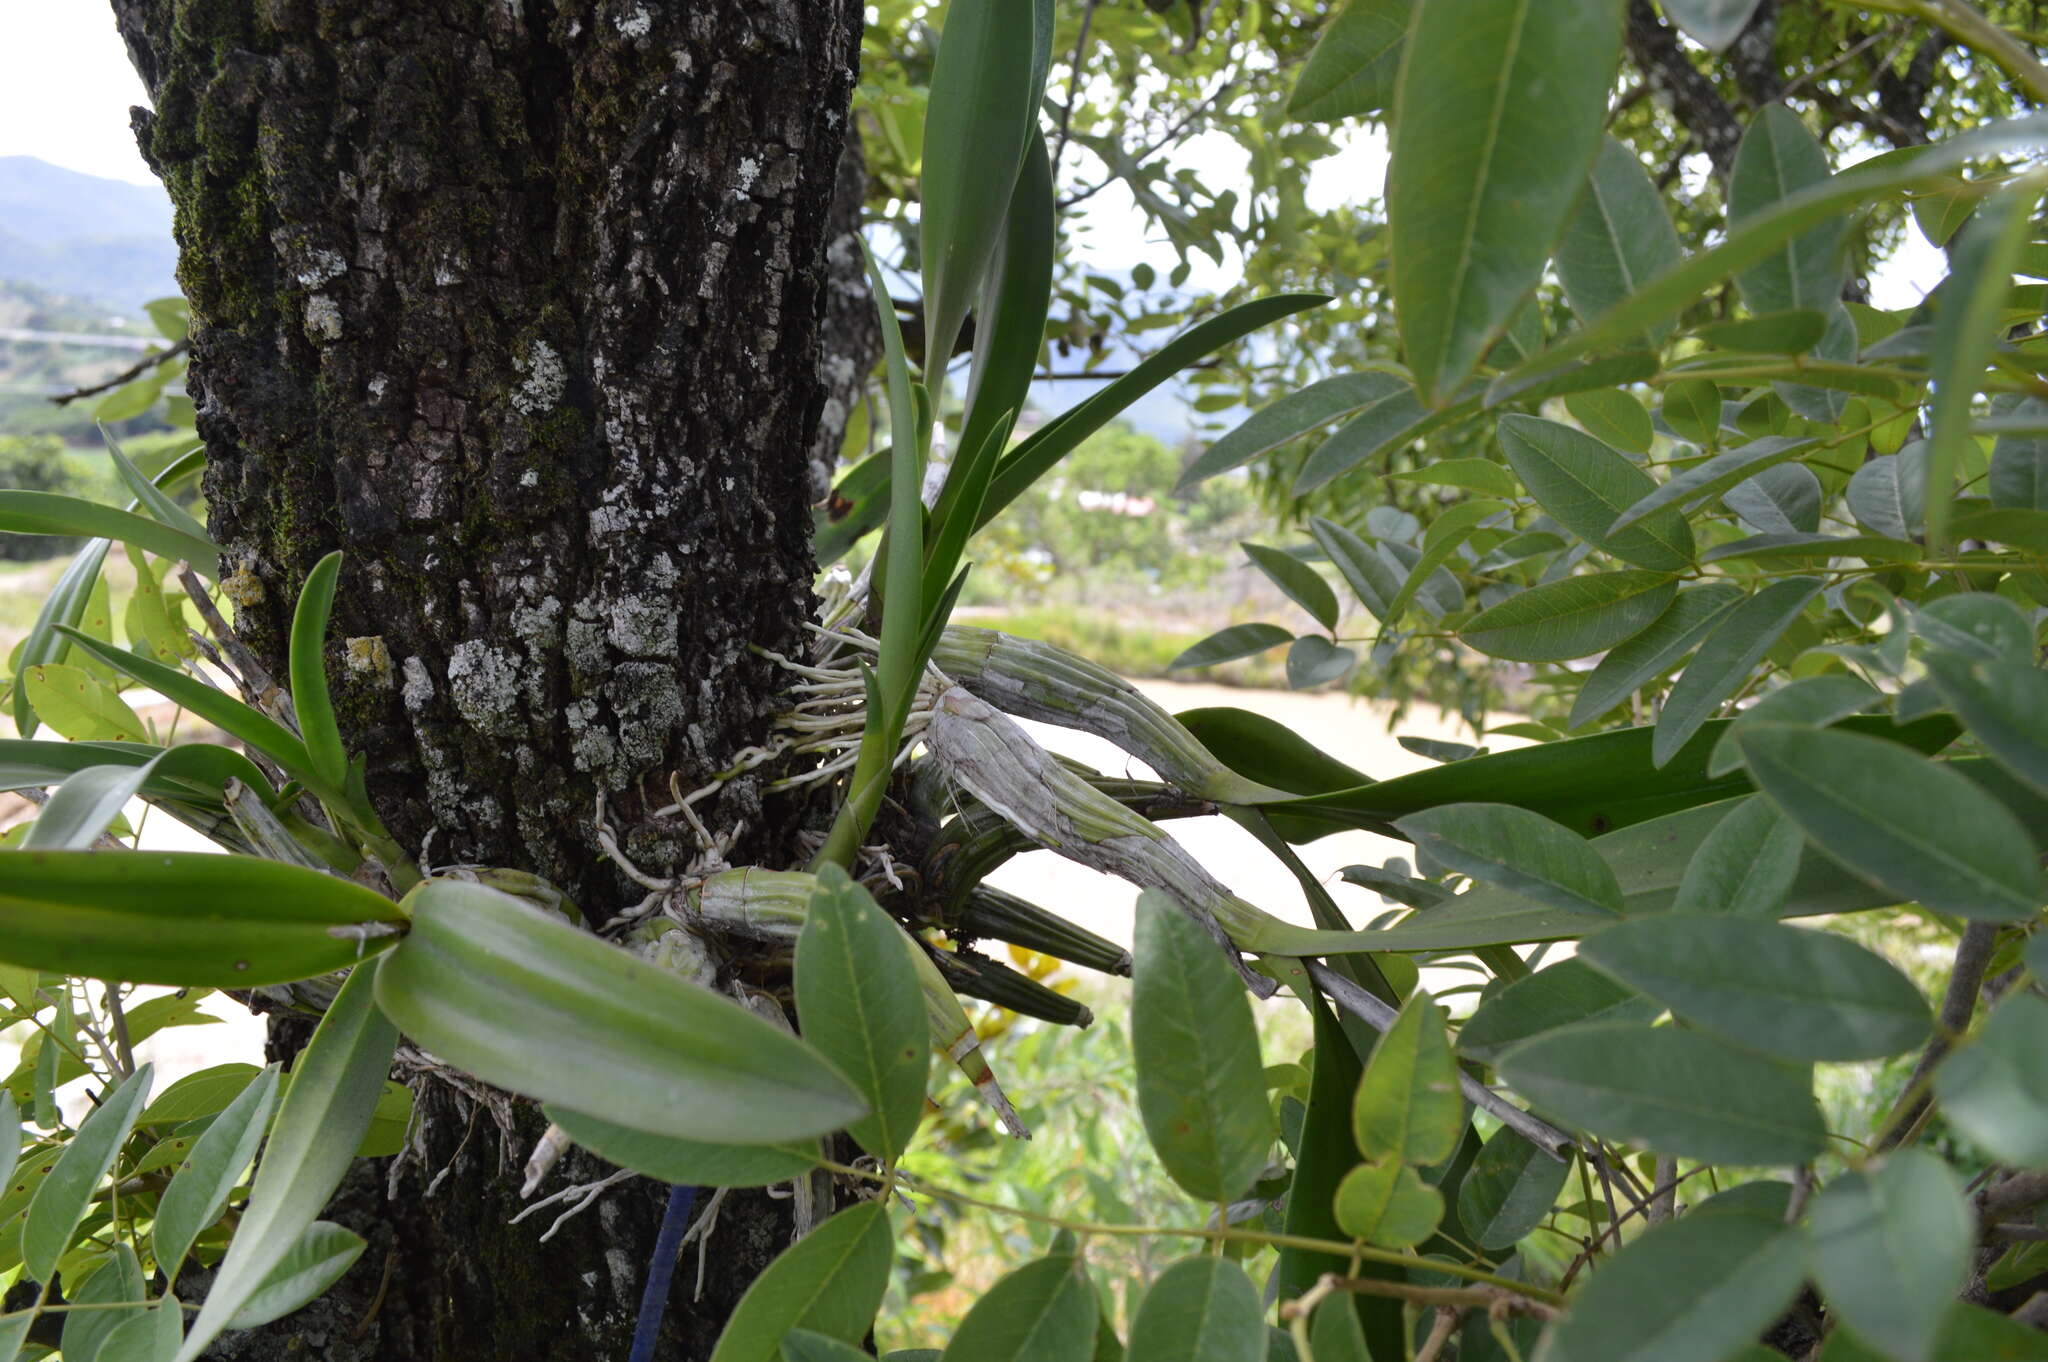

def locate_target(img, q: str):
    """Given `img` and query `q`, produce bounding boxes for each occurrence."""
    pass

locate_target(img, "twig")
[1049,0,1101,182]
[1876,921,1997,1150]
[1414,1308,1462,1362]
[102,986,136,1077]
[47,338,188,406]
[1325,1276,1561,1322]
[1306,960,1577,1161]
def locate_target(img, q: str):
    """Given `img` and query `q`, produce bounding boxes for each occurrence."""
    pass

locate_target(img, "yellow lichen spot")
[221,568,265,608]
[345,635,394,687]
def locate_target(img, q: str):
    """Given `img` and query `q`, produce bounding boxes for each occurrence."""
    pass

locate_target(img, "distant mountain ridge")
[0,157,177,314]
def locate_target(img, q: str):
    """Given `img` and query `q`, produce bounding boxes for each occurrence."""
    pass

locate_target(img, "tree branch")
[1876,921,1999,1150]
[1624,0,1745,178]
[46,338,187,407]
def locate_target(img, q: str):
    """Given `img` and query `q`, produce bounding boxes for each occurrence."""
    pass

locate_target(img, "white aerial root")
[508,1168,638,1242]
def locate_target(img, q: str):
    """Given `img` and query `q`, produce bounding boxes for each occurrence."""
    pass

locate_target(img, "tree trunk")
[110,1,864,1356]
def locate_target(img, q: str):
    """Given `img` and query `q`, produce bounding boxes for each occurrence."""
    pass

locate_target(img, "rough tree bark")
[108,1,866,1357]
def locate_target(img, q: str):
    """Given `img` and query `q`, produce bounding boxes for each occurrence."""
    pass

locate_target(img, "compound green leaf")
[1662,0,1766,48]
[19,756,163,851]
[1671,795,1805,914]
[22,664,146,743]
[1927,181,2038,546]
[1498,1022,1827,1164]
[1351,993,1462,1165]
[1394,803,1622,916]
[61,1241,147,1362]
[1989,396,2048,509]
[940,1254,1096,1362]
[1243,543,1340,631]
[1131,892,1274,1203]
[711,1203,894,1362]
[1925,650,2048,797]
[1285,636,1354,690]
[1498,114,2048,384]
[1652,576,1822,768]
[795,865,928,1162]
[1180,374,1408,491]
[1809,1151,1972,1362]
[1387,457,1520,498]
[1706,676,1881,778]
[1733,723,2042,920]
[1457,960,1660,1062]
[1545,1211,1807,1362]
[1730,105,1845,314]
[1455,1126,1570,1251]
[1570,584,1744,728]
[1565,388,1654,454]
[1169,623,1293,671]
[225,1221,366,1329]
[1932,991,2048,1166]
[543,1106,819,1188]
[1333,1158,1442,1249]
[1579,914,1929,1061]
[782,1332,873,1362]
[1125,1257,1264,1362]
[1292,383,1452,494]
[1610,436,1814,536]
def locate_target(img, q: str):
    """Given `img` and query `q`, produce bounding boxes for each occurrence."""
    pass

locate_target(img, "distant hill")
[0,157,177,314]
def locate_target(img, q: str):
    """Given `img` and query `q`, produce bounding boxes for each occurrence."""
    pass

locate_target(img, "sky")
[0,8,156,185]
[1,8,1943,307]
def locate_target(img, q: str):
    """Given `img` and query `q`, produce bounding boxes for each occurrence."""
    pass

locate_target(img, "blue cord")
[628,1184,700,1362]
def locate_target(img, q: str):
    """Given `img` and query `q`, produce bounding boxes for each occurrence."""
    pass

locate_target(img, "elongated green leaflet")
[56,629,325,794]
[289,552,351,790]
[1388,0,1623,402]
[155,1064,282,1286]
[19,754,165,850]
[1499,113,2048,387]
[543,1106,820,1188]
[22,1064,153,1282]
[102,425,214,546]
[11,537,110,739]
[1925,178,2041,546]
[917,0,1053,378]
[177,967,396,1362]
[374,878,866,1143]
[1733,723,2043,920]
[0,850,403,986]
[1577,914,1929,1061]
[0,738,274,810]
[0,490,220,579]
